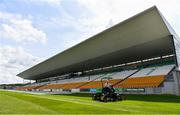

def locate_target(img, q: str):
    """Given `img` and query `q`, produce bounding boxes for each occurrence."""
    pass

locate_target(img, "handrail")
[112,64,153,87]
[112,69,141,87]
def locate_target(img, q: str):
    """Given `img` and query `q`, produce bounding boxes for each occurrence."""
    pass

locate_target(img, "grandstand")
[17,6,180,95]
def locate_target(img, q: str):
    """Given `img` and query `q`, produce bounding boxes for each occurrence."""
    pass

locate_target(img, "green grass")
[0,90,180,114]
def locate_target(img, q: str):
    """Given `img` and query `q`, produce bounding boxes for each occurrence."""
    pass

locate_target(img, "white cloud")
[20,0,62,6]
[76,0,180,36]
[50,0,179,50]
[50,4,111,49]
[40,0,62,5]
[0,12,47,44]
[0,45,43,84]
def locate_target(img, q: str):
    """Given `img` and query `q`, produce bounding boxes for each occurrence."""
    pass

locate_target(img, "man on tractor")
[93,78,123,102]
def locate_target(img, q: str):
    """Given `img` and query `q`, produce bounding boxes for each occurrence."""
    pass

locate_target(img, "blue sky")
[0,0,180,84]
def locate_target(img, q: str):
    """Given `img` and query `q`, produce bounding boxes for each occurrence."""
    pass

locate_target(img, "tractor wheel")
[103,96,108,102]
[92,95,96,100]
[122,95,126,100]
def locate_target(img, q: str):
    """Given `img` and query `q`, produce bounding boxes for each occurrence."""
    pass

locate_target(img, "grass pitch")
[0,90,180,114]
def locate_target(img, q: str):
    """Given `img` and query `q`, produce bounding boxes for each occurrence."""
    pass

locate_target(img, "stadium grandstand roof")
[17,6,179,80]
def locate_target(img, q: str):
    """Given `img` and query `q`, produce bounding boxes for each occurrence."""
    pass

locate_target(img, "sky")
[0,0,180,84]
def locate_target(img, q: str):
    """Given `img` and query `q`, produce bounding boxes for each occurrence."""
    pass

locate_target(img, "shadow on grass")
[53,93,92,97]
[53,93,180,103]
[125,94,180,103]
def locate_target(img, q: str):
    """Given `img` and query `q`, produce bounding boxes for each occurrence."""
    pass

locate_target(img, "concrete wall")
[173,70,180,95]
[123,82,176,95]
[71,89,80,93]
[145,88,155,94]
[52,89,63,92]
[162,81,176,94]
